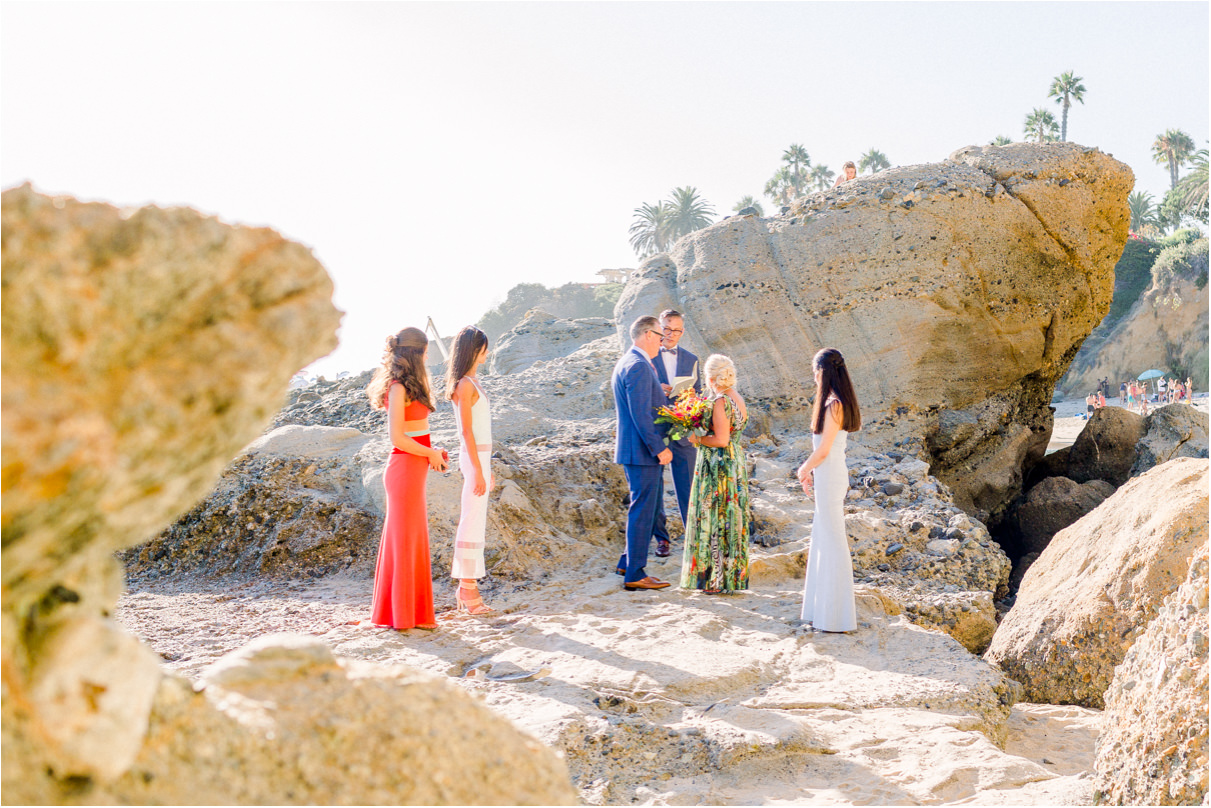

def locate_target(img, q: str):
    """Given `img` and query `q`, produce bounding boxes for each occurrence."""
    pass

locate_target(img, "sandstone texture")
[985,457,1208,707]
[1095,544,1209,806]
[616,143,1133,525]
[109,635,577,805]
[0,186,575,805]
[1065,405,1146,485]
[1009,475,1116,556]
[490,309,616,375]
[1131,402,1210,477]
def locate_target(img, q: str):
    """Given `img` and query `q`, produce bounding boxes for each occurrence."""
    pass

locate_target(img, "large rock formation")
[0,186,575,804]
[1064,405,1146,485]
[616,143,1133,524]
[1008,475,1115,556]
[490,309,616,375]
[1095,543,1209,806]
[985,457,1208,707]
[1131,402,1210,476]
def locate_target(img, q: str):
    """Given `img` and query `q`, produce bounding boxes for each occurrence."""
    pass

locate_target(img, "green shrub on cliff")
[1105,238,1159,324]
[477,281,622,342]
[1151,237,1209,292]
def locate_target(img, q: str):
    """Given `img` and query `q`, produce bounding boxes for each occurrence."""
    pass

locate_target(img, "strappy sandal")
[457,584,496,616]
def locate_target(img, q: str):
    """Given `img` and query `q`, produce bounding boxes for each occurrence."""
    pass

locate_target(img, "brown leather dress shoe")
[655,539,671,557]
[624,576,672,591]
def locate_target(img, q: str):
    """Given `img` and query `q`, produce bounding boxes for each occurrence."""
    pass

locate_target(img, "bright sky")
[3,2,1207,377]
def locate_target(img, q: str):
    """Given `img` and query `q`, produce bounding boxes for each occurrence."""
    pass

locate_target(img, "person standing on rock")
[367,327,449,631]
[682,354,750,593]
[833,161,857,187]
[447,326,496,616]
[613,316,674,591]
[651,309,702,558]
[796,348,862,633]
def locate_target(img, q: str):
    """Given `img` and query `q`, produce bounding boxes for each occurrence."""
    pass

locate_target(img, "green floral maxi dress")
[680,396,750,591]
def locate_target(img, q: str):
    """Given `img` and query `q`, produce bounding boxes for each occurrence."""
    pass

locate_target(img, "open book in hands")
[669,375,696,397]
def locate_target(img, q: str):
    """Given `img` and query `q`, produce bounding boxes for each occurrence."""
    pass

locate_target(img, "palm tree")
[1176,148,1208,221]
[628,201,672,258]
[781,144,811,194]
[858,148,890,174]
[665,186,716,242]
[1153,129,1197,190]
[733,195,764,216]
[1048,71,1086,141]
[989,135,1013,146]
[1128,191,1159,235]
[1023,108,1060,143]
[810,164,835,192]
[764,167,797,207]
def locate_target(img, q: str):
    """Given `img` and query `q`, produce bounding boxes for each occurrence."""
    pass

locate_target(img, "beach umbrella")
[1137,369,1167,380]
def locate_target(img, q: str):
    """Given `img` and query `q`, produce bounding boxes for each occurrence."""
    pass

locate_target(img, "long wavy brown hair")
[811,347,861,434]
[366,327,434,412]
[445,326,489,400]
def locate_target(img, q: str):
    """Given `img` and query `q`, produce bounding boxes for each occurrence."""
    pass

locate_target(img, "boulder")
[1095,544,1208,806]
[490,309,616,375]
[1009,476,1116,555]
[616,143,1132,524]
[1064,406,1145,485]
[985,457,1208,707]
[1130,402,1210,477]
[107,636,577,805]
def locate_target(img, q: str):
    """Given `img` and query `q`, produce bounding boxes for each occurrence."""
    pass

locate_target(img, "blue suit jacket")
[613,347,669,465]
[653,346,702,449]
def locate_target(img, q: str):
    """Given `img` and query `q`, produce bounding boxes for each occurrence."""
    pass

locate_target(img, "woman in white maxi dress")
[796,348,862,632]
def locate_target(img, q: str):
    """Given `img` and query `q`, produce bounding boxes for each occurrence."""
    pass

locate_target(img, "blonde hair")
[704,354,736,391]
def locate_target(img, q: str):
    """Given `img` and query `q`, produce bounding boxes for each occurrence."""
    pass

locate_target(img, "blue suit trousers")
[617,463,664,583]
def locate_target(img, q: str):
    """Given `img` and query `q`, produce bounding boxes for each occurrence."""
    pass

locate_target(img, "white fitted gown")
[800,428,857,631]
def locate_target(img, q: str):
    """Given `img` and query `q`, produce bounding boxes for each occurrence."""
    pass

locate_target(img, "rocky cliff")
[1060,237,1209,396]
[616,143,1133,525]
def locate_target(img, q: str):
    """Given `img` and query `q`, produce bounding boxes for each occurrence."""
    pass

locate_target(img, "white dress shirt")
[660,348,678,390]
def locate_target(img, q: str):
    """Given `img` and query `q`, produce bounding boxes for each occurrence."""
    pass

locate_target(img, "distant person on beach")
[834,161,857,188]
[1097,390,1106,409]
[1158,376,1167,403]
[1119,381,1127,405]
[652,309,701,558]
[1141,393,1150,416]
[1188,377,1194,398]
[797,348,862,633]
[1085,393,1096,419]
[682,354,750,594]
[613,316,674,591]
[447,326,496,616]
[367,327,448,631]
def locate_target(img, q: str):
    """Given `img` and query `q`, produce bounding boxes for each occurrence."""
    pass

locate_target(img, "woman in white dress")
[796,348,862,632]
[447,326,496,615]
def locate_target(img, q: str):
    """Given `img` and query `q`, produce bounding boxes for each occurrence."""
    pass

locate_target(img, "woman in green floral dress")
[681,354,750,593]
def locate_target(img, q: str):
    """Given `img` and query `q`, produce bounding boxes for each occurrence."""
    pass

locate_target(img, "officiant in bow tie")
[651,309,702,557]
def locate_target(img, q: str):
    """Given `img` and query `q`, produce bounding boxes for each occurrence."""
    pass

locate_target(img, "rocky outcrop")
[1008,476,1115,555]
[108,635,577,805]
[615,143,1133,525]
[1095,544,1209,806]
[0,186,575,805]
[1131,402,1210,476]
[985,457,1208,707]
[490,310,616,375]
[1065,406,1146,485]
[1060,238,1209,396]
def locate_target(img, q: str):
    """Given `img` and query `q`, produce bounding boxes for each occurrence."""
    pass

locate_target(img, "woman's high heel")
[457,584,496,616]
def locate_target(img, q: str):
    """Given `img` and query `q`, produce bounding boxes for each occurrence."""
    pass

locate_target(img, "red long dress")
[370,382,436,629]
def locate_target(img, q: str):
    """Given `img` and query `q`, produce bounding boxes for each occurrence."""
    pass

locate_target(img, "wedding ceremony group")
[367,310,863,635]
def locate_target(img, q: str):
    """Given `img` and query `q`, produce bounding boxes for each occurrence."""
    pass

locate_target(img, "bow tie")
[662,348,677,355]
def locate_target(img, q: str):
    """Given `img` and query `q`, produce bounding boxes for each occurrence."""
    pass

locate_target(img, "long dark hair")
[811,347,861,434]
[366,327,434,412]
[445,326,489,400]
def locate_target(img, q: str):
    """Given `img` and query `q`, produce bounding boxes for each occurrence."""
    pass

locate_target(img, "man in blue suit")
[613,315,674,590]
[651,309,701,557]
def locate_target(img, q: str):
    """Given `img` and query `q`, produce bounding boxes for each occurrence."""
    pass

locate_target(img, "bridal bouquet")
[655,388,712,444]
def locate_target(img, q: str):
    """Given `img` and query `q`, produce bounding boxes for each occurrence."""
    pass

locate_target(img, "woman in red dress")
[366,327,449,630]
